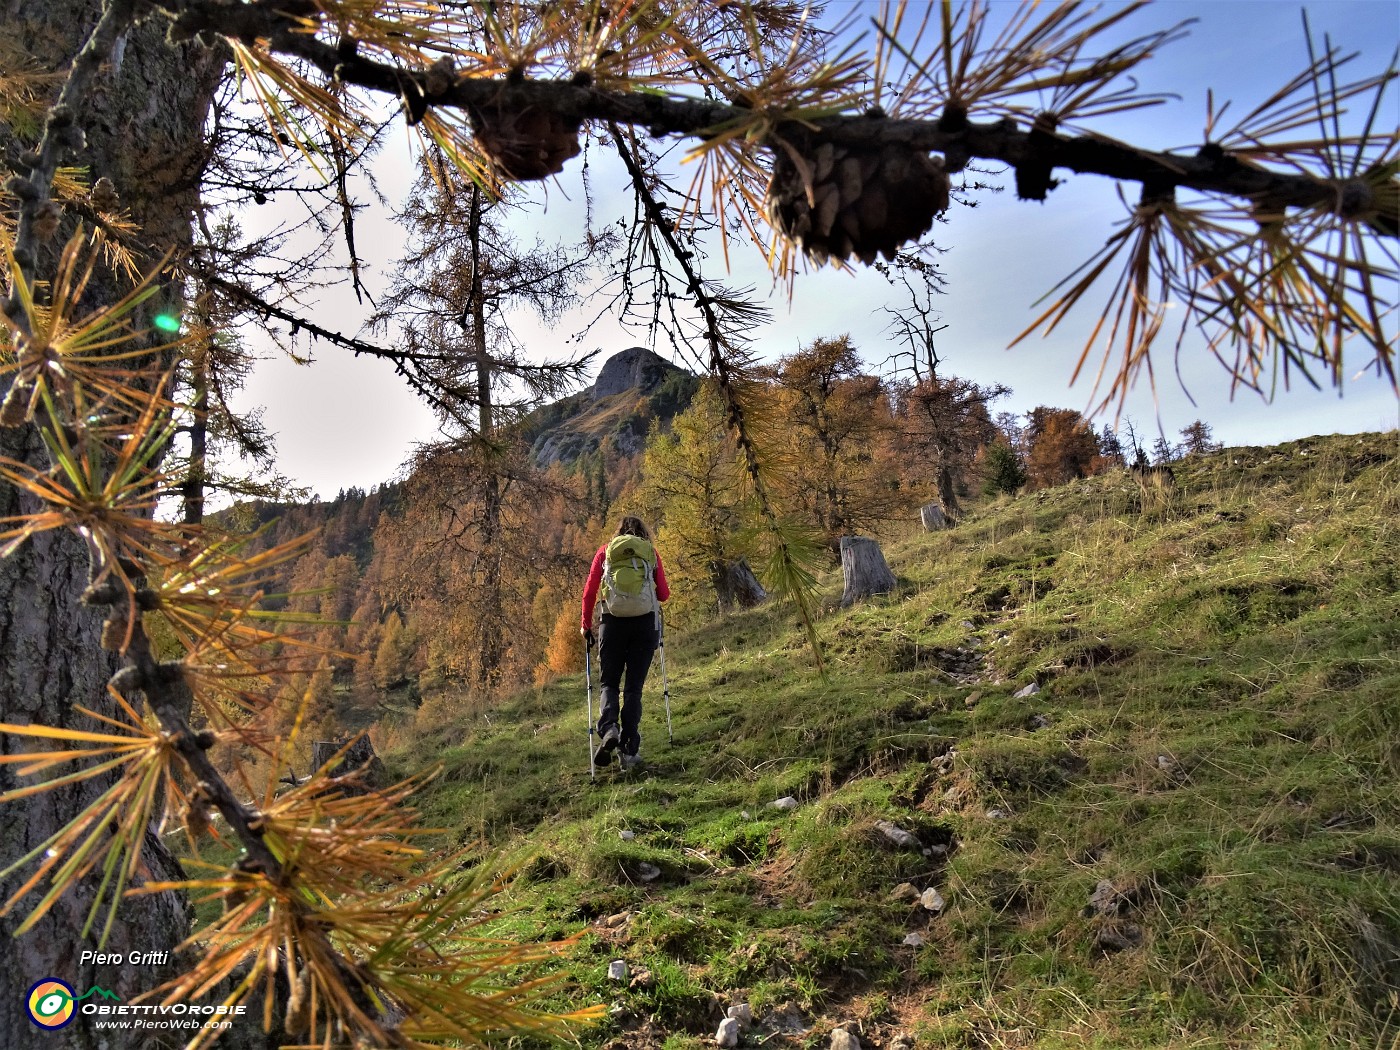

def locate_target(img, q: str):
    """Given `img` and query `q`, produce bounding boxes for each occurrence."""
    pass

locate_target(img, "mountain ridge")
[522,346,699,469]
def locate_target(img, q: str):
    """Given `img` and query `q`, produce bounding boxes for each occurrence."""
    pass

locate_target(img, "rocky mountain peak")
[591,346,680,400]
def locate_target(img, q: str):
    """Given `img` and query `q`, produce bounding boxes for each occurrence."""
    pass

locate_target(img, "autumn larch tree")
[368,163,605,690]
[1025,406,1102,488]
[770,335,901,549]
[637,380,767,616]
[0,7,226,1047]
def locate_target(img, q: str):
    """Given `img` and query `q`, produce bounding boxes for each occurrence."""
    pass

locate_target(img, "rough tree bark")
[0,5,228,1046]
[920,503,950,531]
[710,558,767,612]
[838,536,898,607]
[310,736,386,792]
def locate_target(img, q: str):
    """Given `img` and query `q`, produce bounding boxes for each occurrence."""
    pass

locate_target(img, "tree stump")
[712,557,768,611]
[920,502,949,530]
[839,536,897,607]
[311,734,386,792]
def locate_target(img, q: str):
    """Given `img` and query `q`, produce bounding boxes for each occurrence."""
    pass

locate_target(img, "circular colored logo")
[27,978,76,1030]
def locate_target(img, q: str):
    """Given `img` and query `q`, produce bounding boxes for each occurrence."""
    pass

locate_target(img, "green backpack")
[602,535,658,618]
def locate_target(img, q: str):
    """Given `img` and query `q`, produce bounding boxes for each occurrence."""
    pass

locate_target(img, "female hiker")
[580,515,670,769]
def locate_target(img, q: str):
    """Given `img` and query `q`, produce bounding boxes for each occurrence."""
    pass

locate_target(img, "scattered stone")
[902,932,925,947]
[830,1028,862,1050]
[716,1017,740,1047]
[1155,754,1175,771]
[1028,713,1052,730]
[619,830,636,841]
[727,1003,753,1025]
[889,882,920,903]
[636,862,662,882]
[927,843,950,860]
[607,960,628,982]
[1086,880,1123,918]
[770,796,800,811]
[920,887,946,913]
[889,1036,915,1050]
[986,808,1008,820]
[960,620,977,630]
[876,820,921,849]
[1014,682,1041,699]
[628,968,654,989]
[601,911,631,929]
[964,690,983,707]
[1093,923,1144,953]
[741,810,751,819]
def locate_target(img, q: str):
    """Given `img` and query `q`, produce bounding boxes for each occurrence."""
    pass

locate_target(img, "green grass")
[385,432,1400,1049]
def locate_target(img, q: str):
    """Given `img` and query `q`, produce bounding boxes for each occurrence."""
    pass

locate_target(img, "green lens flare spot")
[152,313,182,333]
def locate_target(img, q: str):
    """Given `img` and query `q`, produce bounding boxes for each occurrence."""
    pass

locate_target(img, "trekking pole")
[658,609,673,745]
[585,637,596,781]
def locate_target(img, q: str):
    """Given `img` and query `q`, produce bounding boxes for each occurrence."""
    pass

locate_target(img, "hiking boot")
[620,752,643,771]
[593,727,620,765]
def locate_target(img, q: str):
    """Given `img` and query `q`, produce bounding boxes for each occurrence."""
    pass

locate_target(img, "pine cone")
[765,139,949,265]
[90,176,120,212]
[471,104,582,181]
[0,382,32,428]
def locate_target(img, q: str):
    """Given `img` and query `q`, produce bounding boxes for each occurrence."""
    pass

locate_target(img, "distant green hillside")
[386,431,1398,1050]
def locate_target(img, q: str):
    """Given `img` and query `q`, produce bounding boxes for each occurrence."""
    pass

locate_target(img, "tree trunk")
[469,188,506,689]
[0,7,227,1046]
[311,736,386,792]
[935,462,959,517]
[839,536,897,607]
[182,330,211,525]
[710,558,767,611]
[920,502,949,530]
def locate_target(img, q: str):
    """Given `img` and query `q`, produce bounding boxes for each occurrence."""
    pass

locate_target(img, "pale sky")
[233,0,1399,500]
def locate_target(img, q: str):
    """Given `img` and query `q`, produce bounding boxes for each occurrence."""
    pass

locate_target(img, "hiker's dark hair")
[616,516,651,541]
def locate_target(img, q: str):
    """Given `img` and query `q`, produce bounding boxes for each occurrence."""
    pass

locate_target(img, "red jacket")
[581,543,670,630]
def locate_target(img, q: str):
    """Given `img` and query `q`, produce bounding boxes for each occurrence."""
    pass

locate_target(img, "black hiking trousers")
[597,611,658,757]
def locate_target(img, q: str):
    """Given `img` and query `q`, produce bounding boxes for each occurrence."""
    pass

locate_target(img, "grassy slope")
[389,432,1399,1050]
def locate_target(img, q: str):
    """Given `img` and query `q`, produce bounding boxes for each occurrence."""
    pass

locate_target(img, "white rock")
[607,960,628,982]
[637,862,662,882]
[876,820,920,849]
[986,808,1008,819]
[920,887,945,913]
[830,1029,862,1050]
[902,932,925,947]
[620,830,636,841]
[726,1003,753,1025]
[1014,682,1041,699]
[889,882,920,903]
[770,796,800,811]
[716,1017,740,1047]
